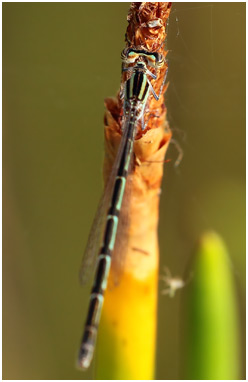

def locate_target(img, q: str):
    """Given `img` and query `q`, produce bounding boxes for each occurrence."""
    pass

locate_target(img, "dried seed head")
[126,2,172,52]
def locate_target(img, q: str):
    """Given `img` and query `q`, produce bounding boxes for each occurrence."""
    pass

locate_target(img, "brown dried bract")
[126,2,172,52]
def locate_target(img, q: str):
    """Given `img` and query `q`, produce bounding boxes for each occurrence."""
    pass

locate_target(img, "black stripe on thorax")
[126,77,131,99]
[127,71,149,102]
[139,81,149,102]
[133,72,143,98]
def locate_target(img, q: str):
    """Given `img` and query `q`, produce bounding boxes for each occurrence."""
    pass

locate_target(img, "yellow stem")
[96,119,171,379]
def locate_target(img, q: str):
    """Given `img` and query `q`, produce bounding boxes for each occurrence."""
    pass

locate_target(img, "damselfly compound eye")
[121,48,139,64]
[146,54,157,67]
[142,51,164,68]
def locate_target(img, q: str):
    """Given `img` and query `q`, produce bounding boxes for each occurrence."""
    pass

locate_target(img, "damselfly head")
[121,48,139,64]
[121,48,164,69]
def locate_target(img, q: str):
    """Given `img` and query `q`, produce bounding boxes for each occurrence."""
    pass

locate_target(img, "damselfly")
[78,47,166,370]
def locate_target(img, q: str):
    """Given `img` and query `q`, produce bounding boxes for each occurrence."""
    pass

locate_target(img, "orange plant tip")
[127,2,172,51]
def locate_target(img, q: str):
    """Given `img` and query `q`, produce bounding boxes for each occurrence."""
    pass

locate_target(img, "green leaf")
[184,231,241,380]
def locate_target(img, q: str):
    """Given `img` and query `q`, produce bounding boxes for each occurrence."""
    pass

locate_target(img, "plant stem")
[95,3,172,379]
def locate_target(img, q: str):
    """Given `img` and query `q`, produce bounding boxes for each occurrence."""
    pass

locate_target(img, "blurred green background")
[3,2,245,380]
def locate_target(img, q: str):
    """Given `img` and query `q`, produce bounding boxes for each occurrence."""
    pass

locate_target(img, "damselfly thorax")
[121,48,165,130]
[77,47,166,370]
